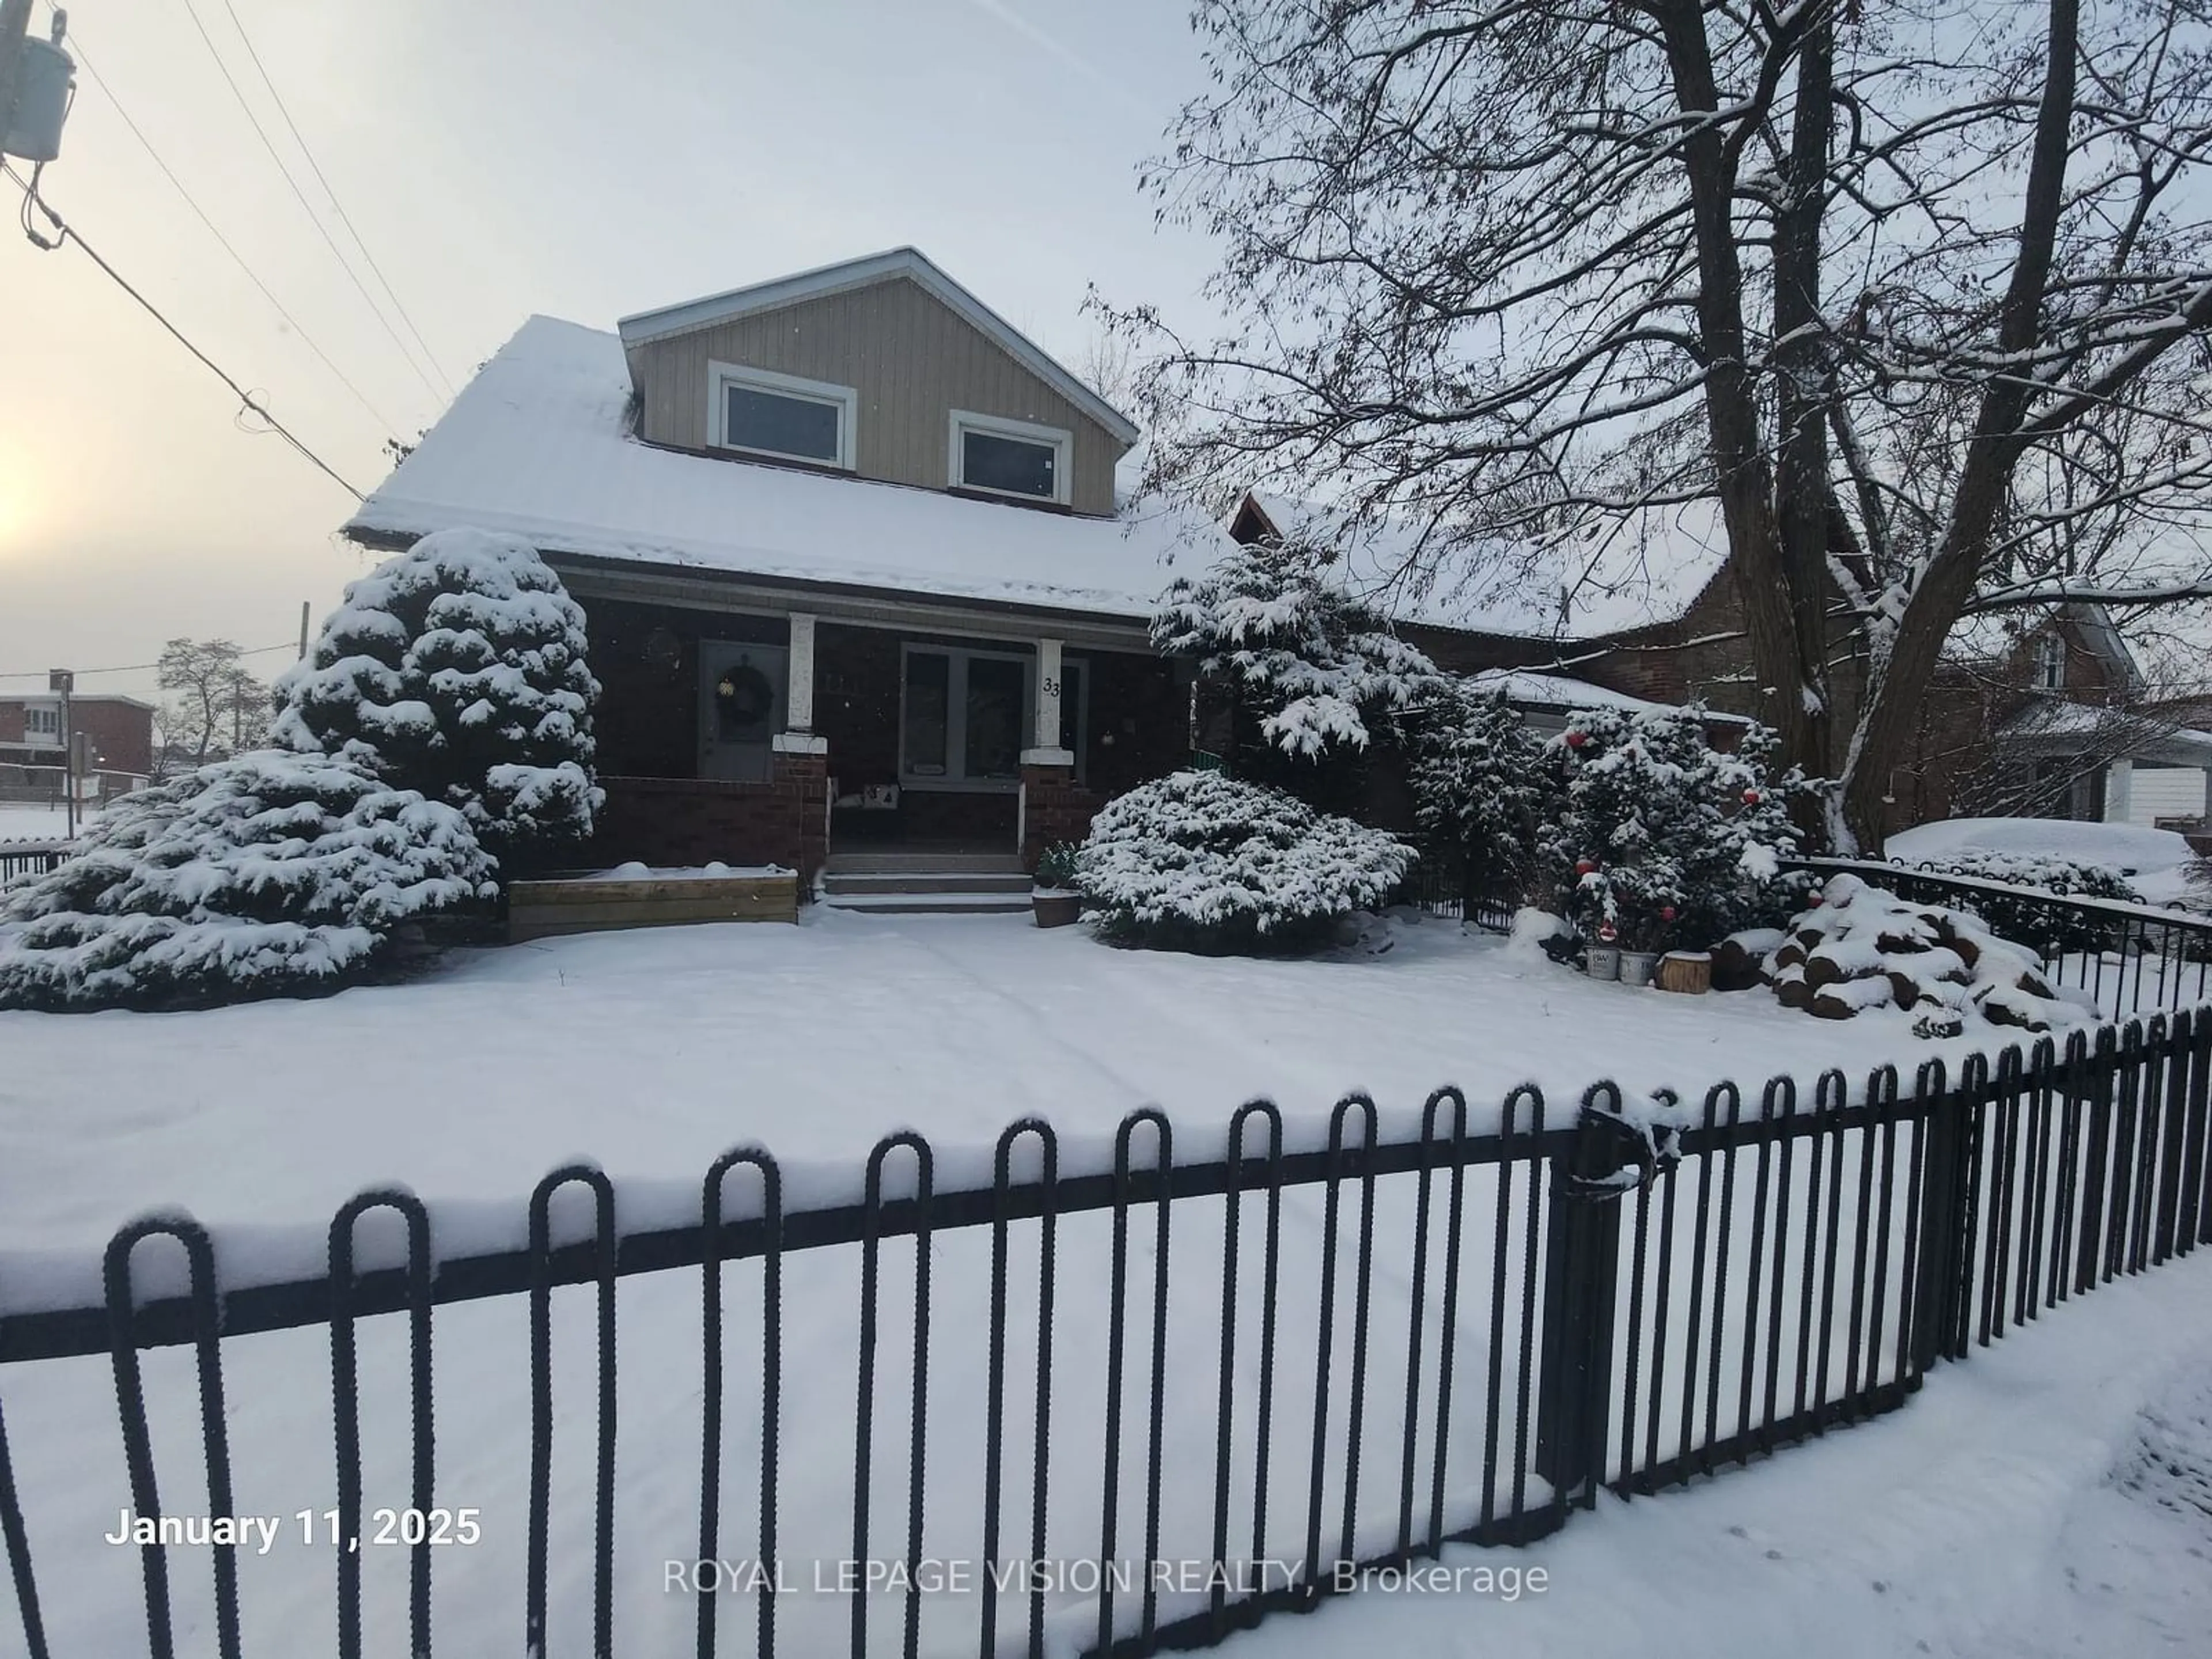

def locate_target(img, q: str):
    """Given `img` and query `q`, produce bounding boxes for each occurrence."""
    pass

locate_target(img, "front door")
[699,641,787,782]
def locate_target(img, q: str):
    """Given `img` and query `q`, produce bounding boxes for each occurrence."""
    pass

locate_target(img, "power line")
[220,0,454,399]
[7,161,366,501]
[41,16,404,438]
[0,643,298,681]
[176,0,449,406]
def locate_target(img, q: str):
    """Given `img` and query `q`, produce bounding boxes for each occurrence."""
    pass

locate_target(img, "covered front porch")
[569,566,1191,880]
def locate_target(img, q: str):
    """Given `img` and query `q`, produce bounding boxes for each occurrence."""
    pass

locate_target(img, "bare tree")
[156,639,268,767]
[1105,0,2212,847]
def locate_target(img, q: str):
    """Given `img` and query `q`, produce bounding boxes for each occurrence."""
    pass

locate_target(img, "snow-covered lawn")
[1218,1255,2212,1659]
[0,804,78,843]
[0,911,2175,1658]
[0,908,2044,1260]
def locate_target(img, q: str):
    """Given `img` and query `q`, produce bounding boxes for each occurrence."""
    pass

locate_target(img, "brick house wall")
[0,696,153,777]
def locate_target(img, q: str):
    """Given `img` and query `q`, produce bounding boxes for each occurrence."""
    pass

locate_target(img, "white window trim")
[899,643,1039,793]
[2033,633,2067,691]
[708,361,857,470]
[948,408,1072,506]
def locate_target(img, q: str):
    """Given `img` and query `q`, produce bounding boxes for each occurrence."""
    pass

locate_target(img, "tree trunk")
[1772,12,1836,789]
[1654,1,1815,776]
[1839,0,2081,848]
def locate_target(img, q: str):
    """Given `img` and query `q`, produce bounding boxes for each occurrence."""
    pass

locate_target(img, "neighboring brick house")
[0,692,155,803]
[343,248,1221,900]
[1228,495,2211,838]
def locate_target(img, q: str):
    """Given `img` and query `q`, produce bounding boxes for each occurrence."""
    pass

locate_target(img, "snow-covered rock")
[0,752,493,1013]
[1765,874,2092,1035]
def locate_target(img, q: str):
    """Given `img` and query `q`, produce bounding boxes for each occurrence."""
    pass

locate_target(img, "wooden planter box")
[1657,950,1714,994]
[508,870,799,941]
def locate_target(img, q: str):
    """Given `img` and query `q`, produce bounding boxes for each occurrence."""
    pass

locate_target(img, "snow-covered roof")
[1997,699,2212,755]
[616,247,1140,446]
[1236,491,1731,642]
[1468,668,1752,724]
[343,317,1228,623]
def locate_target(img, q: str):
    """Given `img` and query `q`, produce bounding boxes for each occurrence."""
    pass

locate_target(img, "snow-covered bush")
[1077,769,1416,953]
[0,752,494,1013]
[273,528,602,867]
[1895,851,2141,953]
[1539,704,1801,951]
[1765,874,2093,1036]
[1156,540,1442,811]
[1408,682,1550,912]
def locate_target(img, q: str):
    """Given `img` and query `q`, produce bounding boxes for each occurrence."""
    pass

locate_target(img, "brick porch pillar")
[771,735,829,882]
[1018,751,1098,873]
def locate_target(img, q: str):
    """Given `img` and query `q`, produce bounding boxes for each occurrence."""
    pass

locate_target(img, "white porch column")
[1022,635,1073,766]
[2104,755,2133,824]
[771,611,827,758]
[785,611,817,734]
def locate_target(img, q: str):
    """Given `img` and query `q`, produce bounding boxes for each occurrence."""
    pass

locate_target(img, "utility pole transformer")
[1,3,73,165]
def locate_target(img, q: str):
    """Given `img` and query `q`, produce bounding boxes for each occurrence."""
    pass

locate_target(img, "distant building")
[0,692,156,804]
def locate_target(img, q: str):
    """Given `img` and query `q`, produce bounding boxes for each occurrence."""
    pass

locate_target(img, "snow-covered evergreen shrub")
[1895,851,2142,953]
[272,528,601,867]
[1156,540,1442,813]
[1408,682,1550,911]
[1077,770,1416,953]
[0,752,494,1012]
[1765,873,2094,1035]
[1539,704,1801,952]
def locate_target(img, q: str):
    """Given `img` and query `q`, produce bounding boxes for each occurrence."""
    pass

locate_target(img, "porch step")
[822,870,1031,897]
[821,890,1034,915]
[825,849,1025,876]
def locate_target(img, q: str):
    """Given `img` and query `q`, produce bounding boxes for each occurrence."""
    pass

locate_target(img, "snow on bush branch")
[1154,539,1442,760]
[274,528,602,864]
[0,752,494,1012]
[1077,769,1415,952]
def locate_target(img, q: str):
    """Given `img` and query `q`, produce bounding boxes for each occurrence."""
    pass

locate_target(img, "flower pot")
[1584,945,1622,982]
[1619,950,1662,988]
[1657,950,1713,994]
[1032,889,1081,929]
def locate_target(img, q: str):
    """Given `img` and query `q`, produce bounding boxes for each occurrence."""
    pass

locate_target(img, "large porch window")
[899,644,1086,789]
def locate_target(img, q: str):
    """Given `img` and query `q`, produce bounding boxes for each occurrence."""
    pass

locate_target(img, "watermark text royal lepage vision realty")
[669,1558,1549,1601]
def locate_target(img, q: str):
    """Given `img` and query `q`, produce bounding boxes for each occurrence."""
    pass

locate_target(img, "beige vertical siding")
[625,276,1123,516]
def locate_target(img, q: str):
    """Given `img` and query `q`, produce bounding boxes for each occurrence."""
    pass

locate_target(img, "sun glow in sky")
[0,0,1220,700]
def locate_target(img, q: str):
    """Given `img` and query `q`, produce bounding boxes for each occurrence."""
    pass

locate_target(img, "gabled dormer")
[615,248,1137,517]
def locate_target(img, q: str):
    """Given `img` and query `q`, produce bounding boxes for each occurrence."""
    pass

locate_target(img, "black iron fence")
[1791,855,2212,1018]
[2,1013,2208,1658]
[0,842,66,884]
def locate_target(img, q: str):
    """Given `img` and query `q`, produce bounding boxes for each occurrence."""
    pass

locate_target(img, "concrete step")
[825,849,1025,876]
[821,891,1034,916]
[822,870,1032,897]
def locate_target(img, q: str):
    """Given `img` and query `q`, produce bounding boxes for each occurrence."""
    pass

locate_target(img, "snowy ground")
[1217,1255,2212,1659]
[0,911,2186,1658]
[0,908,2053,1262]
[0,804,78,843]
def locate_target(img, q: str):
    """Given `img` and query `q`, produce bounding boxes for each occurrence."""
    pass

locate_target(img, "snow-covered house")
[1228,496,2212,836]
[344,249,1225,881]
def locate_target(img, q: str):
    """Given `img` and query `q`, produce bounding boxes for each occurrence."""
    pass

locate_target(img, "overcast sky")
[0,0,1222,704]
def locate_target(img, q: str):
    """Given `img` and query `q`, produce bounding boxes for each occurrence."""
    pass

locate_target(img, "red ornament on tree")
[1597,921,1618,943]
[1660,906,1676,921]
[1741,788,1763,805]
[1574,858,1599,877]
[1565,729,1589,749]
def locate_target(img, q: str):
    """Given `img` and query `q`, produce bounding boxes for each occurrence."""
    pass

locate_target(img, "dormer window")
[709,362,856,469]
[2033,632,2066,690]
[950,410,1071,505]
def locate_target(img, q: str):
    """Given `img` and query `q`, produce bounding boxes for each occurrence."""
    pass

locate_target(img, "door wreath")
[714,664,775,734]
